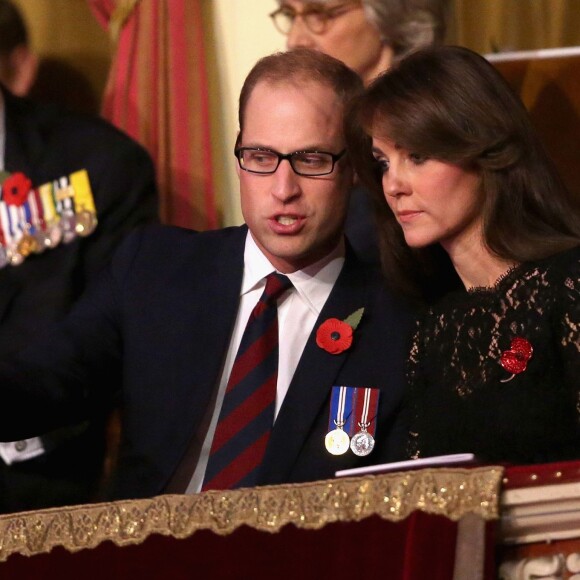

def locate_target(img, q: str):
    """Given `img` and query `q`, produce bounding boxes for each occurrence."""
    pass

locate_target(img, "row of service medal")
[0,169,97,268]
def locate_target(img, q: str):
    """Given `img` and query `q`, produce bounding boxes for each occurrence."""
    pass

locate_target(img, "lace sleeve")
[406,317,424,459]
[553,253,580,400]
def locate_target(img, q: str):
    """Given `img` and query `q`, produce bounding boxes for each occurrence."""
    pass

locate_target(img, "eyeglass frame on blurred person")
[234,146,347,176]
[269,1,362,36]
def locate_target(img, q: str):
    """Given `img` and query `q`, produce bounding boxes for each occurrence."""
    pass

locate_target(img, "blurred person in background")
[269,0,448,259]
[270,0,447,86]
[0,0,100,114]
[0,0,158,513]
[0,0,37,96]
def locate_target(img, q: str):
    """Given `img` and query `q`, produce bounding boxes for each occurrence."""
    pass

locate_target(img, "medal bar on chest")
[325,385,379,457]
[0,170,97,267]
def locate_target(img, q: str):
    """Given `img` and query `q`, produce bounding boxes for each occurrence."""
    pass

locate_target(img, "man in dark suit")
[0,49,411,501]
[0,86,158,511]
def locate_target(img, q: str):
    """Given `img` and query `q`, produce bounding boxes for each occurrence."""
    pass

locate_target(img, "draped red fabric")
[87,0,217,229]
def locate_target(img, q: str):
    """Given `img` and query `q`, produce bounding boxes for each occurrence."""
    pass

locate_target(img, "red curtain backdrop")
[88,0,217,230]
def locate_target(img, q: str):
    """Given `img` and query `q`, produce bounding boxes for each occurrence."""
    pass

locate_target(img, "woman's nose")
[382,166,410,198]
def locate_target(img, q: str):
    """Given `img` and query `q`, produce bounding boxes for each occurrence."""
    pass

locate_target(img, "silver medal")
[350,429,375,457]
[60,212,77,244]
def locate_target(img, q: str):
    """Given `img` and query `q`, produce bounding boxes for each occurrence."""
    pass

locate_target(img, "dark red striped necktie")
[202,272,292,491]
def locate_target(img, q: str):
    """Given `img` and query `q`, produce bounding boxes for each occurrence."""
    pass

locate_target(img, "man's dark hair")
[0,0,28,54]
[238,48,364,135]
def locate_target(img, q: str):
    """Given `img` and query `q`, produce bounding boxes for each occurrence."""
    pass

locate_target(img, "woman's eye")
[373,157,389,173]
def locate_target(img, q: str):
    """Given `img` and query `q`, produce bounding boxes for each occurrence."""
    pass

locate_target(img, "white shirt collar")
[242,231,345,315]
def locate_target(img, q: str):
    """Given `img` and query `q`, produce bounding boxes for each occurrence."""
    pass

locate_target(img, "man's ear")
[344,158,357,188]
[7,46,38,96]
[234,131,241,178]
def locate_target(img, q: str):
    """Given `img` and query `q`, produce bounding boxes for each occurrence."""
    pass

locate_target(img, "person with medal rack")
[0,49,412,502]
[0,0,158,513]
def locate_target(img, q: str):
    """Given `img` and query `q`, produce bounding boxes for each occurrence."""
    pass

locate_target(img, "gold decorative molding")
[0,466,502,562]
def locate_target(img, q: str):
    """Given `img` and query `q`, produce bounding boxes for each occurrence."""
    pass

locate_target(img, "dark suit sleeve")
[77,133,159,285]
[0,229,146,441]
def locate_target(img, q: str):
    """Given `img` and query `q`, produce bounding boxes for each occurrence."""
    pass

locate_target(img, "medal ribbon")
[58,177,74,207]
[7,204,20,244]
[0,202,10,247]
[39,183,57,224]
[328,386,355,434]
[28,191,41,233]
[53,179,64,216]
[353,388,379,436]
[32,188,46,231]
[70,169,96,213]
[23,199,35,234]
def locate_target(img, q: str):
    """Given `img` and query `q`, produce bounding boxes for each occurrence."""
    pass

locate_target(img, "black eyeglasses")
[235,147,346,176]
[269,2,362,36]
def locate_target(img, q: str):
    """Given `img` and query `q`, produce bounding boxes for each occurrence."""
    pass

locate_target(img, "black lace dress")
[407,246,580,464]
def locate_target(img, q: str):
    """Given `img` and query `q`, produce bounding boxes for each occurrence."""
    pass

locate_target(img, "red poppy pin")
[316,307,364,355]
[499,337,533,382]
[2,172,32,206]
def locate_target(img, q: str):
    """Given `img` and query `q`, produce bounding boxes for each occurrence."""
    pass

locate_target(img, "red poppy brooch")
[499,337,533,382]
[2,172,32,206]
[316,307,364,355]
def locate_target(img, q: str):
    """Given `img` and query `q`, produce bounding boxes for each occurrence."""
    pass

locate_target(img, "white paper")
[335,453,476,478]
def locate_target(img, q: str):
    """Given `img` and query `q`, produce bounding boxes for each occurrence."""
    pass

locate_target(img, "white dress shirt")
[186,231,345,493]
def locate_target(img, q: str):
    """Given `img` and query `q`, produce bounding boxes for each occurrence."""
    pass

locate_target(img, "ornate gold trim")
[0,467,502,562]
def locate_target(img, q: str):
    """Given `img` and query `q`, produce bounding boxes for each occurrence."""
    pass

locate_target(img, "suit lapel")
[156,226,247,488]
[261,248,372,482]
[167,226,246,419]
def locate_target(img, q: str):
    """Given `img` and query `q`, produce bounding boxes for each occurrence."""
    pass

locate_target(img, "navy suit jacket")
[0,225,413,501]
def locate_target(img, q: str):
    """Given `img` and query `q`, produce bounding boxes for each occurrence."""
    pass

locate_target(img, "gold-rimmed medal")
[325,422,350,455]
[75,210,97,236]
[325,386,351,455]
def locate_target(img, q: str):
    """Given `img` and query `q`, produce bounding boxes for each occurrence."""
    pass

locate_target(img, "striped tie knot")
[264,272,292,302]
[253,273,292,317]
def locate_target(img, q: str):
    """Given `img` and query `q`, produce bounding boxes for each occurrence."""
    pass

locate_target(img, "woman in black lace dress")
[347,45,580,464]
